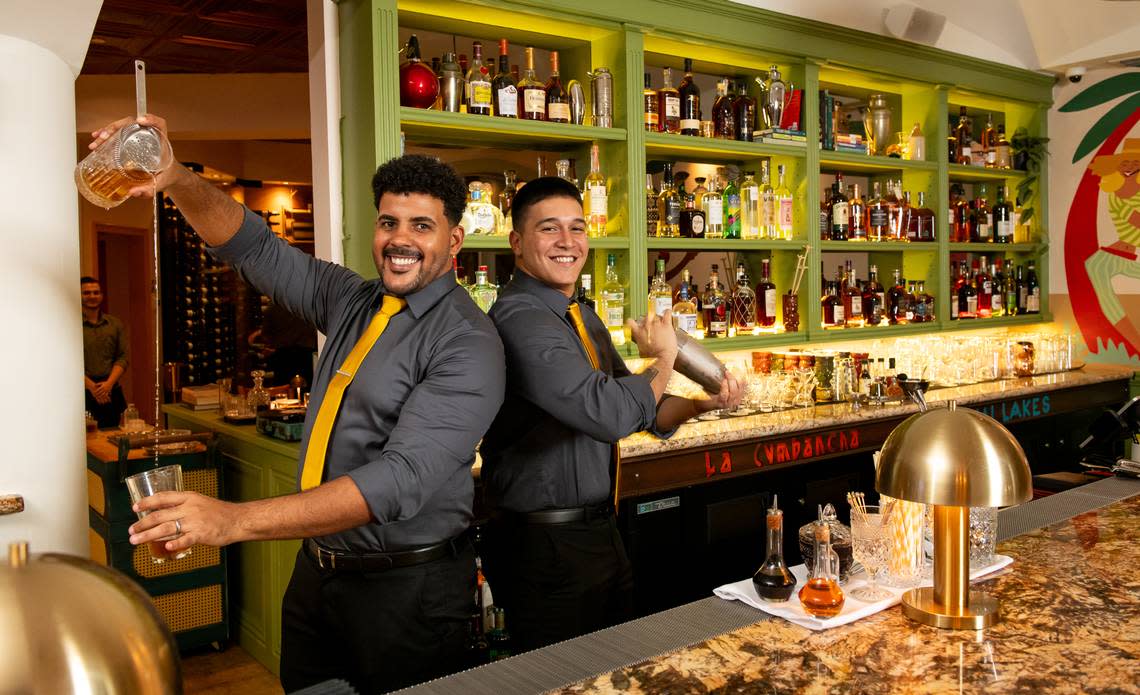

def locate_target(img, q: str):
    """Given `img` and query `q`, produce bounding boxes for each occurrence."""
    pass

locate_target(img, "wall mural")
[1063,72,1140,359]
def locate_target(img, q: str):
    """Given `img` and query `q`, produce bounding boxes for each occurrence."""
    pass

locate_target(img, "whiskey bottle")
[950,184,970,242]
[658,67,681,134]
[492,39,517,118]
[848,183,868,241]
[753,497,797,602]
[955,106,972,165]
[819,183,832,241]
[957,264,978,319]
[756,258,777,328]
[601,254,626,344]
[888,268,908,324]
[774,164,793,240]
[842,261,863,326]
[672,269,700,335]
[829,172,849,241]
[642,73,659,132]
[657,162,682,237]
[645,174,659,238]
[917,281,935,322]
[982,113,997,168]
[678,58,702,136]
[545,51,570,123]
[821,279,845,328]
[731,262,757,332]
[518,47,546,121]
[466,41,493,116]
[712,78,735,139]
[740,171,761,240]
[994,125,1012,169]
[970,185,993,242]
[702,265,728,338]
[650,258,673,316]
[885,181,904,241]
[584,143,608,237]
[733,79,757,142]
[680,193,706,238]
[912,191,936,241]
[868,181,889,243]
[760,161,776,239]
[703,172,725,238]
[863,264,885,324]
[994,185,1014,243]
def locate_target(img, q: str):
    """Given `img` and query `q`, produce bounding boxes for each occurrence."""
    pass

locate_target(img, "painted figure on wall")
[1063,72,1140,359]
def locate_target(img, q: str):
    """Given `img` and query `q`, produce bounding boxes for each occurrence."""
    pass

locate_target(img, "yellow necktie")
[567,303,622,514]
[300,295,406,490]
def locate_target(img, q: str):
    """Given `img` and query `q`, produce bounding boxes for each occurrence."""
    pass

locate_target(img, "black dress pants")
[85,382,126,428]
[279,540,475,694]
[482,513,634,654]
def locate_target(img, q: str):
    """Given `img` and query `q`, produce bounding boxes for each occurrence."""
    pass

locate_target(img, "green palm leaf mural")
[1060,73,1140,163]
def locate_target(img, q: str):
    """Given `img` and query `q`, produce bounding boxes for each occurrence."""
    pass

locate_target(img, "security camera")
[1066,66,1086,84]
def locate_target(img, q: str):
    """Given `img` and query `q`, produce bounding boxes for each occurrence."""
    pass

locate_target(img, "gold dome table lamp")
[876,400,1032,629]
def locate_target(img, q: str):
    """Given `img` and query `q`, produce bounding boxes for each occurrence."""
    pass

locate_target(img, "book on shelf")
[835,143,869,154]
[754,128,807,143]
[181,385,220,407]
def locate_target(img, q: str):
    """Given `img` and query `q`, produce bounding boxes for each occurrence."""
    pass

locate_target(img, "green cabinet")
[339,0,1053,352]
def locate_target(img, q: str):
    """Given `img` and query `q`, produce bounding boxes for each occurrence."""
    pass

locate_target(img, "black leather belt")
[513,503,614,525]
[303,535,464,572]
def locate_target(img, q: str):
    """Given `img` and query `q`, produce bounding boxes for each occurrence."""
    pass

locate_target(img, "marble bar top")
[560,487,1140,694]
[618,363,1135,459]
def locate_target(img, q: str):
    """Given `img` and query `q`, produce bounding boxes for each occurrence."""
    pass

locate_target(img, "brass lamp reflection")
[875,401,1032,629]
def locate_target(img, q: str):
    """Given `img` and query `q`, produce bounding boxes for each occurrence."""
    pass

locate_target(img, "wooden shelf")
[809,320,940,343]
[820,240,938,251]
[820,151,938,174]
[943,313,1051,331]
[645,237,805,251]
[947,164,1027,183]
[947,242,1041,254]
[400,107,626,149]
[644,131,806,163]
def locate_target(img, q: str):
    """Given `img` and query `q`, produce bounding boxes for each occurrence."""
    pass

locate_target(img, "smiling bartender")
[480,177,743,653]
[98,115,506,693]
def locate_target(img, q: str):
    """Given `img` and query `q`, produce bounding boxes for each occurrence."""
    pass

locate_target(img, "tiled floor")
[181,643,283,694]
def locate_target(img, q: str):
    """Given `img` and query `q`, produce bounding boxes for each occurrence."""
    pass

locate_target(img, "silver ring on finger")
[174,519,182,534]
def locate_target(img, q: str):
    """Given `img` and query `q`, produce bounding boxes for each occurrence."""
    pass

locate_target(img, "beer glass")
[75,123,172,209]
[125,465,192,563]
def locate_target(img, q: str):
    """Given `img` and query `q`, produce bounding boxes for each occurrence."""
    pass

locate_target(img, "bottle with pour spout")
[753,495,797,602]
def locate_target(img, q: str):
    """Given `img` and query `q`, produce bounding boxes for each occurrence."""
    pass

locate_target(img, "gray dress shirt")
[211,208,506,551]
[481,270,673,513]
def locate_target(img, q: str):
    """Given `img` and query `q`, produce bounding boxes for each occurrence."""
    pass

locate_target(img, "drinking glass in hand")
[850,506,892,602]
[125,464,191,563]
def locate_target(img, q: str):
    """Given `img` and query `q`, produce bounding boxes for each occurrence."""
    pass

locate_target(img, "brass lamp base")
[901,587,1000,630]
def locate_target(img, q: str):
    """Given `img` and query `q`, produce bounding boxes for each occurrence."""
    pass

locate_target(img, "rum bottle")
[492,39,517,118]
[753,496,797,602]
[798,518,845,619]
[642,73,659,131]
[545,51,570,123]
[658,67,681,133]
[756,258,777,328]
[678,58,701,136]
[518,47,546,121]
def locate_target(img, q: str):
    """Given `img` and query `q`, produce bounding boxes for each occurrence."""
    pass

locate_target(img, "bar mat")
[998,475,1140,541]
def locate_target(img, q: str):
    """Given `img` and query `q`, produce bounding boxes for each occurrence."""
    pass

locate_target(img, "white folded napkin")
[714,555,1014,631]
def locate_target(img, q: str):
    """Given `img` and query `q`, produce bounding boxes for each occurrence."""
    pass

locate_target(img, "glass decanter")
[247,370,271,412]
[798,507,845,618]
[752,495,797,602]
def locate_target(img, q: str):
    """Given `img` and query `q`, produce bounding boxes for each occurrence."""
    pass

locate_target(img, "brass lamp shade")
[0,543,181,694]
[875,403,1032,630]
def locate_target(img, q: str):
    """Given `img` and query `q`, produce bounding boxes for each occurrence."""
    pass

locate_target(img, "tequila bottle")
[470,266,498,312]
[601,254,626,344]
[740,171,761,240]
[461,183,499,235]
[731,262,757,332]
[774,164,793,240]
[650,258,673,316]
[672,269,699,335]
[703,172,724,238]
[584,143,608,237]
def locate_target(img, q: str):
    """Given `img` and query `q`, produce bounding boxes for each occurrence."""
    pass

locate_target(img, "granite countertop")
[618,363,1135,458]
[559,492,1140,694]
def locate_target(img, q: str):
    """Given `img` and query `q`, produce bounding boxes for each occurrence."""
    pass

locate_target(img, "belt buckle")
[315,544,337,570]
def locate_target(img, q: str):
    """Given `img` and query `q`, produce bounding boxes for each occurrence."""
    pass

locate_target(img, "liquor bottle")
[994,185,1014,243]
[650,258,673,316]
[704,172,725,238]
[692,176,709,207]
[702,265,728,338]
[842,261,863,326]
[774,164,794,240]
[740,171,761,239]
[487,608,512,662]
[658,67,681,134]
[908,121,926,160]
[601,254,626,344]
[723,171,741,239]
[642,73,659,132]
[955,106,972,165]
[798,519,844,619]
[970,185,992,243]
[848,184,868,241]
[753,496,797,602]
[756,258,777,328]
[901,191,917,242]
[957,264,978,319]
[545,51,570,123]
[885,181,904,241]
[759,162,777,238]
[1004,265,1020,316]
[912,191,936,241]
[498,170,516,220]
[672,269,699,335]
[918,280,935,322]
[518,47,546,121]
[466,42,493,116]
[990,259,1006,317]
[466,614,489,667]
[906,281,921,322]
[950,184,970,242]
[555,158,573,185]
[994,124,1012,169]
[470,266,498,312]
[1026,261,1040,313]
[461,183,498,235]
[868,181,889,242]
[577,274,595,310]
[492,39,517,118]
[982,114,997,168]
[819,184,832,241]
[975,257,993,318]
[678,58,701,136]
[731,262,757,332]
[1016,264,1028,314]
[712,78,735,139]
[584,143,607,237]
[888,268,908,324]
[680,193,706,238]
[863,264,885,324]
[821,279,845,328]
[829,172,849,241]
[657,162,682,237]
[645,174,659,238]
[733,79,757,142]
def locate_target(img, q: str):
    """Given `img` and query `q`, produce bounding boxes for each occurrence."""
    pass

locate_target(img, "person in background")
[479,177,743,653]
[81,276,129,428]
[96,114,506,693]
